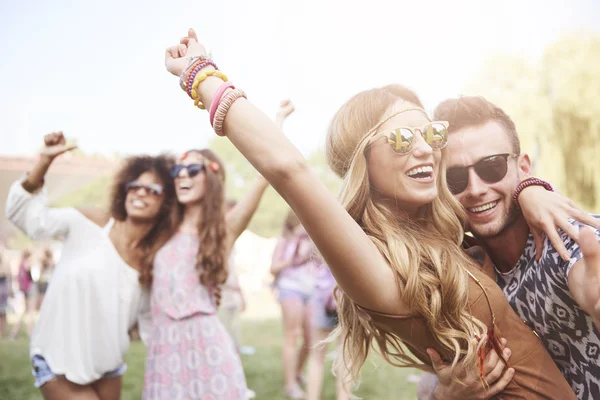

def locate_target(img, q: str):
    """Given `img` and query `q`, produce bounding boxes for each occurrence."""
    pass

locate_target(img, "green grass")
[0,319,420,399]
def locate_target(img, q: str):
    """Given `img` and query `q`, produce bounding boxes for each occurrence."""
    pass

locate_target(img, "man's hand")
[427,338,514,400]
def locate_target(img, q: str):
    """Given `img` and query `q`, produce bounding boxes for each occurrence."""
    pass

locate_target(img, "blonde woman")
[164,29,580,398]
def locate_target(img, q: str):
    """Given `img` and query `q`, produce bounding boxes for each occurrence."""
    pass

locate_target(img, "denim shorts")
[31,354,127,388]
[277,288,312,305]
[312,298,338,330]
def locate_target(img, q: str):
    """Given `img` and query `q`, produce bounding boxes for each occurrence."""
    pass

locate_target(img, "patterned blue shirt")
[495,218,600,400]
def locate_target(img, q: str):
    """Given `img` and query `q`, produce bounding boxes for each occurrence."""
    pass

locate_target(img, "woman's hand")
[165,28,209,77]
[275,100,295,127]
[519,186,600,261]
[21,131,76,193]
[41,132,77,162]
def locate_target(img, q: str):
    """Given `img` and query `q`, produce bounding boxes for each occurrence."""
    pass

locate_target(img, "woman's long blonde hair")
[326,85,488,381]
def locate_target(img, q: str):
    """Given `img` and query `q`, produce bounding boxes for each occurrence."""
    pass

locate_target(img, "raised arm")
[76,207,111,227]
[226,100,295,244]
[166,29,402,314]
[21,132,75,191]
[6,132,77,240]
[226,176,268,244]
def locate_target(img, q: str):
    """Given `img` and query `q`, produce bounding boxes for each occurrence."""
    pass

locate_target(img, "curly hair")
[326,85,489,382]
[178,149,229,306]
[109,154,177,288]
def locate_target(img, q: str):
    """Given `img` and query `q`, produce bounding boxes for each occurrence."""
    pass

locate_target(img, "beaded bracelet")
[209,82,235,127]
[181,60,217,93]
[513,177,554,210]
[213,88,247,136]
[191,70,228,109]
[184,61,218,97]
[179,57,211,90]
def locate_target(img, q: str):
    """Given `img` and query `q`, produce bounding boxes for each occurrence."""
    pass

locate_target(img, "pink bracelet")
[513,177,554,210]
[213,88,247,136]
[209,82,235,127]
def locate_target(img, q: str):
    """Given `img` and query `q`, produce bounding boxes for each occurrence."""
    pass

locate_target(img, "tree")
[209,137,341,237]
[542,33,600,210]
[52,175,112,209]
[463,54,553,176]
[463,32,600,211]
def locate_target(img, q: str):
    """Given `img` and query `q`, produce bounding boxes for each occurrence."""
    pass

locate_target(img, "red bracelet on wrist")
[513,177,554,210]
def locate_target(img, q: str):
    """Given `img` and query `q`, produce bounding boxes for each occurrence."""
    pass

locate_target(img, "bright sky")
[1,0,599,158]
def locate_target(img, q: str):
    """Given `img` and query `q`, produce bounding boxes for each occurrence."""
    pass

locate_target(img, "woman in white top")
[6,132,176,400]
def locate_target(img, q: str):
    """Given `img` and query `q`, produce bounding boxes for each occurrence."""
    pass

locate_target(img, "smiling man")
[418,96,600,399]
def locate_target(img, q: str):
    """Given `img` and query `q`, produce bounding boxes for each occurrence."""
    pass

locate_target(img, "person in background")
[0,249,14,339]
[271,210,317,399]
[7,131,177,398]
[306,261,351,400]
[10,249,35,339]
[142,148,268,400]
[143,100,293,400]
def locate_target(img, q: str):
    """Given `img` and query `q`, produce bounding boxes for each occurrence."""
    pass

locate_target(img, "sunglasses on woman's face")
[125,181,164,196]
[446,153,519,195]
[370,121,449,154]
[170,163,206,178]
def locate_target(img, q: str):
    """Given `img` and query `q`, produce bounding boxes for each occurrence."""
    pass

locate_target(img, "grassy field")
[0,318,421,399]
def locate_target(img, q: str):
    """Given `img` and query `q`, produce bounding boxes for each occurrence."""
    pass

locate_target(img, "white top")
[5,180,150,385]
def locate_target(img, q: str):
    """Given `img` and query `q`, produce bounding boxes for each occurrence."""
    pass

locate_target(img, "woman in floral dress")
[143,104,294,400]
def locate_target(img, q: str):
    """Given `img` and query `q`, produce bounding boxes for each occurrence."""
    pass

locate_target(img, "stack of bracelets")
[179,56,247,136]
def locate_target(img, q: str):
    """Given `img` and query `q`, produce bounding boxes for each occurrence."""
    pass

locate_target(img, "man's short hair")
[434,96,520,154]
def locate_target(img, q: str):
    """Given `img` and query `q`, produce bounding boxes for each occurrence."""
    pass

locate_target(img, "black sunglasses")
[125,181,164,196]
[446,153,518,195]
[170,163,206,178]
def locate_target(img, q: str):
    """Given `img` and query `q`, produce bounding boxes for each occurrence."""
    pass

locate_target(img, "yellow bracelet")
[191,70,228,109]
